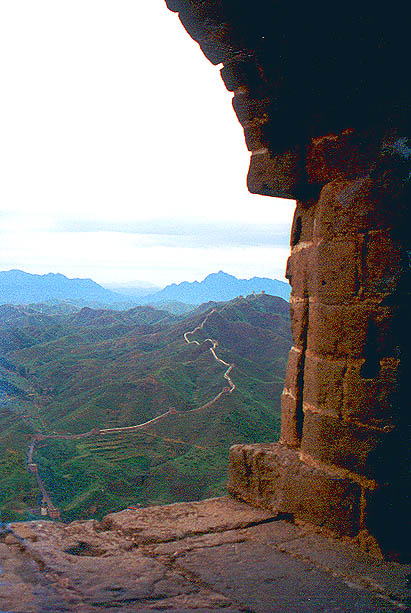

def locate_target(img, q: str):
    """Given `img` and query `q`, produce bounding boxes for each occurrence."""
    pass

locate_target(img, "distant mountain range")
[0,269,290,307]
[142,271,290,304]
[0,270,127,306]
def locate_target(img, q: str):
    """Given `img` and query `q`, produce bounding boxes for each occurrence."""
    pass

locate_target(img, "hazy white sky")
[0,0,294,287]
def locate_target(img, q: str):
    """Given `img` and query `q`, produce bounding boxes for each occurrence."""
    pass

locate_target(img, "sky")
[0,0,295,288]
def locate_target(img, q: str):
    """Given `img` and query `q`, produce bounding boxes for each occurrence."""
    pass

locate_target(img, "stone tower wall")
[165,0,410,559]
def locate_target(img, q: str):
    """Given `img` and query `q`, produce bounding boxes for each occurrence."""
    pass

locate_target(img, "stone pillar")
[229,129,411,559]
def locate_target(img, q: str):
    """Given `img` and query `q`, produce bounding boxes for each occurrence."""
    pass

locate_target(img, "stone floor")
[1,497,410,612]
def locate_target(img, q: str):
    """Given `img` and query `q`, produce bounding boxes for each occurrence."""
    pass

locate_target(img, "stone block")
[313,169,406,239]
[103,496,277,543]
[314,178,375,239]
[247,149,303,199]
[231,85,276,153]
[356,150,409,233]
[302,352,345,417]
[288,238,359,303]
[289,297,308,348]
[280,392,301,447]
[362,231,403,297]
[164,0,179,12]
[281,345,305,446]
[290,200,316,246]
[285,244,314,299]
[342,357,400,425]
[312,238,359,303]
[308,302,398,359]
[306,127,383,184]
[228,443,361,536]
[301,411,395,480]
[307,302,370,358]
[283,346,304,394]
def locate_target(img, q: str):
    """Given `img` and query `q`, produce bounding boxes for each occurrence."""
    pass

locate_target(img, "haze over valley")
[0,269,290,308]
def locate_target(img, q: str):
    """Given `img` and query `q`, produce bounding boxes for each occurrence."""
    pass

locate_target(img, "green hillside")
[0,294,291,521]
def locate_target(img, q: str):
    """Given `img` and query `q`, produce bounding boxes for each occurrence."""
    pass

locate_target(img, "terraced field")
[0,294,291,520]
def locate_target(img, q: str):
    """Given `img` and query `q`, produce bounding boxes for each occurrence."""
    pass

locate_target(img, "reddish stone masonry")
[166,1,410,559]
[228,128,410,559]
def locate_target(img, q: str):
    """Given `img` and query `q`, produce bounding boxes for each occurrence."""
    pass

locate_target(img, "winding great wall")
[25,297,244,518]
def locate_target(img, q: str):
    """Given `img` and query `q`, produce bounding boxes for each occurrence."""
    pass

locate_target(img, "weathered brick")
[314,178,375,239]
[247,149,303,199]
[342,357,400,424]
[302,352,345,417]
[307,302,369,358]
[290,200,316,246]
[280,392,301,447]
[312,238,359,303]
[289,238,359,303]
[289,298,308,348]
[285,244,314,299]
[312,165,407,241]
[372,307,399,357]
[308,302,399,359]
[283,346,304,394]
[228,443,361,536]
[301,411,396,480]
[281,345,305,446]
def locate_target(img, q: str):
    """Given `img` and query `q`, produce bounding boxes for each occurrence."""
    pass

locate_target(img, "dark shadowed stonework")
[165,1,411,559]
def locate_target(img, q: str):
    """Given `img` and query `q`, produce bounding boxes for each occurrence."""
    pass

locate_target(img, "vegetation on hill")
[0,294,291,521]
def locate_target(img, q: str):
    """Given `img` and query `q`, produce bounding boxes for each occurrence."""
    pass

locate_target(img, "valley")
[0,293,291,521]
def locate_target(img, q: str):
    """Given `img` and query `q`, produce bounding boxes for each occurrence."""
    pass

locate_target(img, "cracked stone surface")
[1,497,410,612]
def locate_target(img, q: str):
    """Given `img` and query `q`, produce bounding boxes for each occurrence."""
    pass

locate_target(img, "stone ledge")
[100,495,277,544]
[3,496,410,611]
[228,443,361,536]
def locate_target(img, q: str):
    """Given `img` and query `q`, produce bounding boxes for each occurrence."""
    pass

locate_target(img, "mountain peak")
[143,272,290,305]
[205,271,235,280]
